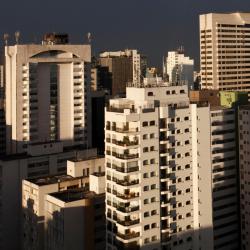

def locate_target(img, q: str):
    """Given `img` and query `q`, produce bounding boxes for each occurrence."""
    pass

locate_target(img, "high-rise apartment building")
[5,39,91,155]
[98,49,142,96]
[209,107,240,249]
[191,89,243,249]
[200,12,250,96]
[239,105,250,249]
[163,50,194,90]
[105,81,214,250]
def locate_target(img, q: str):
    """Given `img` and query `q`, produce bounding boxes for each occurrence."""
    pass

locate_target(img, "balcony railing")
[117,231,140,240]
[114,204,140,213]
[112,152,139,160]
[113,177,139,186]
[116,192,140,200]
[112,139,139,147]
[113,165,139,173]
[117,218,140,226]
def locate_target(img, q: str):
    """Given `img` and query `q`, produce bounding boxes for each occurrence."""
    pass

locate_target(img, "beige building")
[44,173,105,250]
[105,80,214,250]
[5,42,91,155]
[239,105,250,250]
[22,153,105,250]
[200,12,250,96]
[1,147,97,250]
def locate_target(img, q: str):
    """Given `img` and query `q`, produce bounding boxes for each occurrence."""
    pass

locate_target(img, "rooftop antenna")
[87,32,92,44]
[15,31,20,44]
[3,33,9,46]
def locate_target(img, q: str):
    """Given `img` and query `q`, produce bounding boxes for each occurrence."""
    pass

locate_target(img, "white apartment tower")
[105,81,214,250]
[5,42,91,155]
[200,12,250,96]
[163,51,194,90]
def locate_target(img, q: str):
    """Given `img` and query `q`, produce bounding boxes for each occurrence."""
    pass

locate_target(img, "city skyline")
[0,0,250,68]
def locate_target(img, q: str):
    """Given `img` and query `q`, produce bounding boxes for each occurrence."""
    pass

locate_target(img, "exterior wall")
[196,106,214,249]
[164,51,194,89]
[210,108,240,250]
[45,192,105,250]
[189,90,220,106]
[239,106,250,249]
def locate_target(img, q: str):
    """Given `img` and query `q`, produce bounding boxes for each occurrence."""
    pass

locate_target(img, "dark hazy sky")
[1,0,250,68]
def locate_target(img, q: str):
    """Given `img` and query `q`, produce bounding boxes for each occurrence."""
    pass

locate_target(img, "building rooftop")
[71,154,104,163]
[27,174,86,186]
[91,171,105,177]
[49,188,99,203]
[239,104,250,110]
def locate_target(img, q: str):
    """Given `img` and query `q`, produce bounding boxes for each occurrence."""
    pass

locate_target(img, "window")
[143,147,149,153]
[143,173,148,178]
[186,188,191,193]
[151,197,156,202]
[152,236,157,241]
[144,186,149,191]
[150,133,155,139]
[150,159,155,164]
[151,210,157,215]
[142,121,148,127]
[150,121,155,126]
[143,134,148,139]
[151,223,157,228]
[186,213,191,217]
[143,160,148,165]
[144,212,149,217]
[148,92,153,96]
[144,225,150,231]
[151,184,156,190]
[184,116,189,121]
[150,146,155,151]
[151,171,156,177]
[144,199,149,204]
[166,91,170,95]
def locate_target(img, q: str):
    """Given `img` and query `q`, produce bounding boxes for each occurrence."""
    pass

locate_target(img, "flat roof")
[26,174,86,186]
[49,189,99,203]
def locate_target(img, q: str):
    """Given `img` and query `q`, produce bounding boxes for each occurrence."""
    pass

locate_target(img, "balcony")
[112,138,139,147]
[112,152,139,160]
[117,231,140,240]
[115,204,140,213]
[113,177,139,187]
[117,218,140,226]
[116,191,140,200]
[113,165,139,173]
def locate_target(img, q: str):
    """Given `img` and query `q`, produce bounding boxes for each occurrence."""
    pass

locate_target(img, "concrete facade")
[105,81,214,250]
[164,51,194,90]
